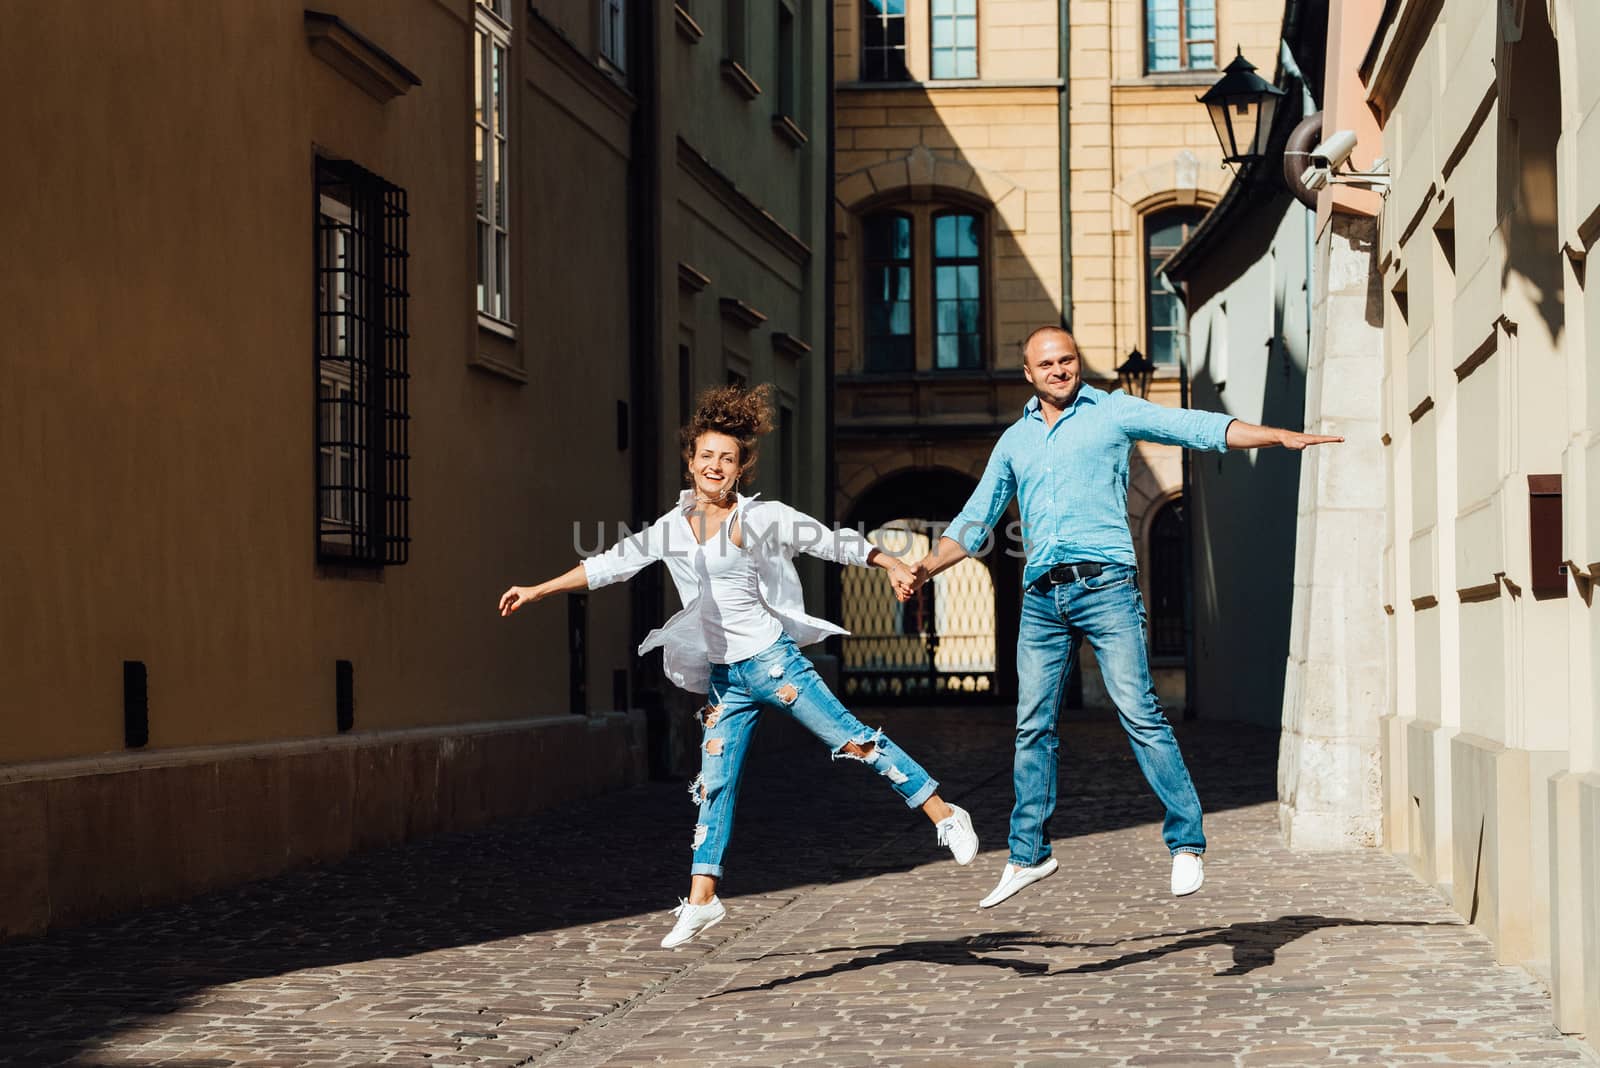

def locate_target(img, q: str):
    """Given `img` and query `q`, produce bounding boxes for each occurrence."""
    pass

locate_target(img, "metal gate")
[840,523,997,703]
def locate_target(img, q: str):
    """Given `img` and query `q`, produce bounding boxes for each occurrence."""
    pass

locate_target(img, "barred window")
[475,0,511,321]
[1146,0,1216,73]
[861,1,908,82]
[930,0,977,80]
[315,158,411,567]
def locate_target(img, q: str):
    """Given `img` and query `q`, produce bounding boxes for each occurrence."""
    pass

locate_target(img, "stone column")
[1278,213,1388,849]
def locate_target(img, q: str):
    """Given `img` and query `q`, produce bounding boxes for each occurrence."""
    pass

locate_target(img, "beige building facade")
[831,0,1282,707]
[0,0,831,937]
[1324,0,1600,1047]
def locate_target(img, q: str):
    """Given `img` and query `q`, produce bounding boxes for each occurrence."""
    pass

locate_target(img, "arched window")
[1148,499,1186,657]
[1145,207,1207,367]
[863,211,914,372]
[861,1,909,82]
[859,204,988,373]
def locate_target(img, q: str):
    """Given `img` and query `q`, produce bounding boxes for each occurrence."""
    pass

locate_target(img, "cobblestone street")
[3,707,1593,1067]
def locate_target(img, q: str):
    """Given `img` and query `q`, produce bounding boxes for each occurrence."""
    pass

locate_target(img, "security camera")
[1309,129,1358,170]
[1300,165,1330,192]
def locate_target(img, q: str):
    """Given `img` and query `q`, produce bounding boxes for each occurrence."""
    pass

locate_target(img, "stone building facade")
[0,0,831,938]
[831,0,1283,708]
[1367,0,1600,1045]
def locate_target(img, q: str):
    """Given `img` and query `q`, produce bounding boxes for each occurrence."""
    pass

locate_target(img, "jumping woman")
[499,384,979,948]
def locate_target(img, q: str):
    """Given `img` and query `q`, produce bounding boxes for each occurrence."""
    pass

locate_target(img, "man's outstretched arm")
[1225,420,1343,451]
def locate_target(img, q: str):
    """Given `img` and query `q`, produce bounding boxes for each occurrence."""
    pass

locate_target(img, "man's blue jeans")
[689,634,939,878]
[1011,563,1205,866]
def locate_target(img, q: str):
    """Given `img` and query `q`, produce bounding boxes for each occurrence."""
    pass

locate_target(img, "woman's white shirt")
[581,492,875,692]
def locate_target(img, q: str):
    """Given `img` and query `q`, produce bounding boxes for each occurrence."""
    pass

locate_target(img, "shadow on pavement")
[1050,914,1455,977]
[0,708,1280,1064]
[710,915,1461,996]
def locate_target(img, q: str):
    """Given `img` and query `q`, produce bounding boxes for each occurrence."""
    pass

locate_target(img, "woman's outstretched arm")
[501,517,668,616]
[498,562,590,616]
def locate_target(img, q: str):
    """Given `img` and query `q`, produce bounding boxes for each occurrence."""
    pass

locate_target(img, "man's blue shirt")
[946,384,1234,584]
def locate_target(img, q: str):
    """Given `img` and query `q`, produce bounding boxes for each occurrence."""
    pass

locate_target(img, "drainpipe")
[628,0,663,768]
[1180,338,1196,720]
[1279,38,1316,366]
[824,0,840,625]
[1058,0,1073,329]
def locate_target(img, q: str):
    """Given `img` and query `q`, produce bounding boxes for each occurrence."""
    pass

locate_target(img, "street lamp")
[1198,49,1286,169]
[1116,348,1155,399]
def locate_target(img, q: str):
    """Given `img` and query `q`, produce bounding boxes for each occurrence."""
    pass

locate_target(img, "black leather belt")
[1031,562,1105,592]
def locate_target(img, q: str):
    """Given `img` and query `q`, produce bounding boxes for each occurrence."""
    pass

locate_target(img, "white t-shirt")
[694,520,783,664]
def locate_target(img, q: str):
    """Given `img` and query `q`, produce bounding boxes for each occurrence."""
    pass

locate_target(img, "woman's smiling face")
[690,431,742,501]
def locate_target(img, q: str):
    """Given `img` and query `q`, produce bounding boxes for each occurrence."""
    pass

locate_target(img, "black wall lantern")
[1199,49,1285,169]
[1116,348,1155,399]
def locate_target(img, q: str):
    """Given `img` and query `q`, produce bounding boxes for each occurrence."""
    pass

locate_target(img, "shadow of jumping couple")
[709,915,1455,996]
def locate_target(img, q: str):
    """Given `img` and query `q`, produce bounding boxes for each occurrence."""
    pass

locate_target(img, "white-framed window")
[930,0,977,80]
[600,0,628,72]
[475,0,511,322]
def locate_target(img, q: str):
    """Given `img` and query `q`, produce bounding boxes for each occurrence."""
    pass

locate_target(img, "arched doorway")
[841,468,1018,703]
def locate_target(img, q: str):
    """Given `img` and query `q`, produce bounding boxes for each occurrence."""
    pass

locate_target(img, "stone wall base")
[0,712,649,941]
[1447,733,1566,969]
[1549,770,1600,1035]
[1405,719,1456,890]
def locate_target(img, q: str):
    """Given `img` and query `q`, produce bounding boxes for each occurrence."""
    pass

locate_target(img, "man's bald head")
[1019,325,1078,367]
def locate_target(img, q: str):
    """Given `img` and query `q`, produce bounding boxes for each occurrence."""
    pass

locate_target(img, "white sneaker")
[660,896,726,948]
[978,856,1059,908]
[935,804,979,865]
[1171,852,1204,897]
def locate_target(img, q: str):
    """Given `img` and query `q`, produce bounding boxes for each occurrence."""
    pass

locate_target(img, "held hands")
[498,584,543,616]
[888,558,930,603]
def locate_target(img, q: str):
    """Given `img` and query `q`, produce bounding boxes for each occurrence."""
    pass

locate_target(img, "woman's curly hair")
[681,383,775,485]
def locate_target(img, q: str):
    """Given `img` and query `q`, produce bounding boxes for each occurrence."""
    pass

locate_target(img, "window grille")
[315,157,411,567]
